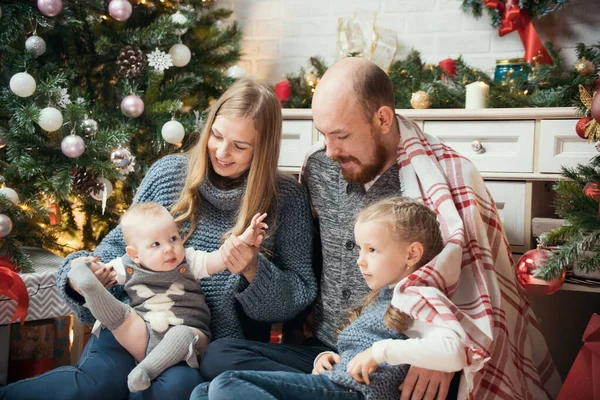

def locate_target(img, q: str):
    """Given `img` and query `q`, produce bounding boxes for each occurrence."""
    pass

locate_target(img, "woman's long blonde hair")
[170,78,282,242]
[339,196,445,334]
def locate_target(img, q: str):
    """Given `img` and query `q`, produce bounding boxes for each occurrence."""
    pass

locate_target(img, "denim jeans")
[199,337,331,381]
[0,328,203,400]
[191,370,365,400]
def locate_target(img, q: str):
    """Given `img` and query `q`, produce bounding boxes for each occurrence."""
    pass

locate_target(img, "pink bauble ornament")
[120,95,144,118]
[61,134,85,158]
[37,0,63,16]
[515,248,565,295]
[592,91,600,123]
[108,0,132,22]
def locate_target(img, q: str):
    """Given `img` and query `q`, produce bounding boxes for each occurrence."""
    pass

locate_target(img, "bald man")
[197,58,559,400]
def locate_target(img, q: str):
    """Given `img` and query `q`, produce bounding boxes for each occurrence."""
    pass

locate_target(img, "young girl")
[197,196,468,400]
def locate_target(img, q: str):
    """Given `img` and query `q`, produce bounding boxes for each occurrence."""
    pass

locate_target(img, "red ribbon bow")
[0,256,29,324]
[485,0,553,65]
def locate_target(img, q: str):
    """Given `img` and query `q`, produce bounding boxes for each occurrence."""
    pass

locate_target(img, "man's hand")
[399,367,453,400]
[347,347,379,385]
[312,352,341,375]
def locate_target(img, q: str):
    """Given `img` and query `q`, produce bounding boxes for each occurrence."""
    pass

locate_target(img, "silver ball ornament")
[0,188,19,204]
[161,120,185,144]
[90,178,113,201]
[81,118,99,135]
[110,148,133,168]
[108,0,132,21]
[61,134,85,158]
[9,72,36,98]
[169,44,191,67]
[120,95,144,118]
[25,35,47,58]
[0,137,6,149]
[38,107,63,131]
[0,214,13,238]
[37,0,63,16]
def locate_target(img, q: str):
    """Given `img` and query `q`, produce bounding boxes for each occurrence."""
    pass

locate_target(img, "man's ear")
[406,242,424,268]
[375,106,395,135]
[125,245,138,262]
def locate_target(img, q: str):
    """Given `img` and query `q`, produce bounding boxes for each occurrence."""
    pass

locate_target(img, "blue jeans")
[191,371,364,400]
[0,328,203,400]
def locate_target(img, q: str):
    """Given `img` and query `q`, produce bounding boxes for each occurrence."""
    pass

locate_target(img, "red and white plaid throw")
[302,115,561,399]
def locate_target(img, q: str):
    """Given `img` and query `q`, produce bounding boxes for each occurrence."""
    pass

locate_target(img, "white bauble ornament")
[0,214,13,238]
[226,65,245,79]
[38,107,63,131]
[170,11,189,35]
[169,44,191,67]
[25,35,47,57]
[0,188,19,205]
[9,72,36,97]
[120,95,144,118]
[161,120,185,144]
[61,134,85,158]
[90,177,113,201]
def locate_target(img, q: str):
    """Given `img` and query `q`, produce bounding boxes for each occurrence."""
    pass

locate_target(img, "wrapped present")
[0,247,71,325]
[6,316,73,382]
[557,313,600,400]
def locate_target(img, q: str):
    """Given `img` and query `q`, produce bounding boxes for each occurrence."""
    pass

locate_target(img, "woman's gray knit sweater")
[56,155,317,340]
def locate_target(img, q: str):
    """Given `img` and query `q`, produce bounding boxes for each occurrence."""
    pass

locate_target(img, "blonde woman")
[0,78,317,400]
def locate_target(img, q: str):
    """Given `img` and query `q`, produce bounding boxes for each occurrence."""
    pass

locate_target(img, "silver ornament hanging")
[81,118,99,135]
[0,136,6,149]
[0,214,13,238]
[110,147,135,175]
[25,35,47,58]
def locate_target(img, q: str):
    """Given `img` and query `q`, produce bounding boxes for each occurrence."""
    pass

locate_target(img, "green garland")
[284,42,599,110]
[461,0,569,28]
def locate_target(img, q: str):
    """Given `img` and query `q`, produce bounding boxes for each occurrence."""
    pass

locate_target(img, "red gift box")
[557,313,600,400]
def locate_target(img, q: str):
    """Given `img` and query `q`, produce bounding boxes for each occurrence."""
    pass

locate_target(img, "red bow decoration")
[485,0,553,65]
[0,256,29,324]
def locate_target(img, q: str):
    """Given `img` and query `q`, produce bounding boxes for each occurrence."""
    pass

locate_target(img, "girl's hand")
[347,347,379,385]
[238,213,268,248]
[221,234,260,282]
[312,352,341,375]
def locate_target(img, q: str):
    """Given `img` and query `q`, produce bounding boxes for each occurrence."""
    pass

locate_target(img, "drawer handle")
[471,140,484,153]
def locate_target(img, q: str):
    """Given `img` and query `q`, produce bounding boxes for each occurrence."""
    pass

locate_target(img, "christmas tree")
[0,0,242,271]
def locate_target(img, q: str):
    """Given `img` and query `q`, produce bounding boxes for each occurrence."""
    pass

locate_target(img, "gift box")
[0,247,71,324]
[557,313,600,400]
[6,316,73,382]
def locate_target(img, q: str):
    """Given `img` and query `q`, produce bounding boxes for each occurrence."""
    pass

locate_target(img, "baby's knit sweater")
[56,155,317,340]
[324,286,409,400]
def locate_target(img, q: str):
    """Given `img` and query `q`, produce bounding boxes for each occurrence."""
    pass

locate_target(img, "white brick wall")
[221,0,600,83]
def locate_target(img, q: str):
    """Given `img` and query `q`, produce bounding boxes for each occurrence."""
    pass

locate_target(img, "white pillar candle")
[465,81,489,109]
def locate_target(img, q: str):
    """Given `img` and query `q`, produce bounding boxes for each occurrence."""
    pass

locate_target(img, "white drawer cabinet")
[484,181,527,246]
[538,119,599,173]
[423,120,535,173]
[279,120,313,168]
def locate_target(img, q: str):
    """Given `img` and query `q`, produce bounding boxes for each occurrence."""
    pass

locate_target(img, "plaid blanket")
[302,115,561,399]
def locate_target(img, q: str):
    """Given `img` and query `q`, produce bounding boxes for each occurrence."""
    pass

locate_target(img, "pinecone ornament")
[70,167,103,196]
[117,46,145,79]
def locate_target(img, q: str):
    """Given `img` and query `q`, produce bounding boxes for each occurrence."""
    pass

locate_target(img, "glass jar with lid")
[494,58,527,84]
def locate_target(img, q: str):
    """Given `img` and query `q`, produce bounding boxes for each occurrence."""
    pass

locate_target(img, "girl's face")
[208,116,256,180]
[354,220,418,291]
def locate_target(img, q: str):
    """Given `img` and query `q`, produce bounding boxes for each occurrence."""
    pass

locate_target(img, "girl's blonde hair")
[170,78,282,242]
[340,196,445,334]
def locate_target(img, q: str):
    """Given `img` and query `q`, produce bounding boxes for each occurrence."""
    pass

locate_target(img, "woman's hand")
[221,234,260,282]
[347,347,379,385]
[68,256,117,294]
[312,352,341,375]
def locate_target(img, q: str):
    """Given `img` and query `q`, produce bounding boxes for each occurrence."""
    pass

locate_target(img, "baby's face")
[129,214,185,272]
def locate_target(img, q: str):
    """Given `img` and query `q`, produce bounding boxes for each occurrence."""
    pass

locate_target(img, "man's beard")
[334,132,388,185]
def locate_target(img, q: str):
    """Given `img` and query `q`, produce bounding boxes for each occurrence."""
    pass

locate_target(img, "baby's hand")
[238,213,268,248]
[312,352,341,375]
[347,347,379,385]
[71,256,116,290]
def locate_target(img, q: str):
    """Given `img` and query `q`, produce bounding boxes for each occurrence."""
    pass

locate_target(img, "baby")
[68,202,266,392]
